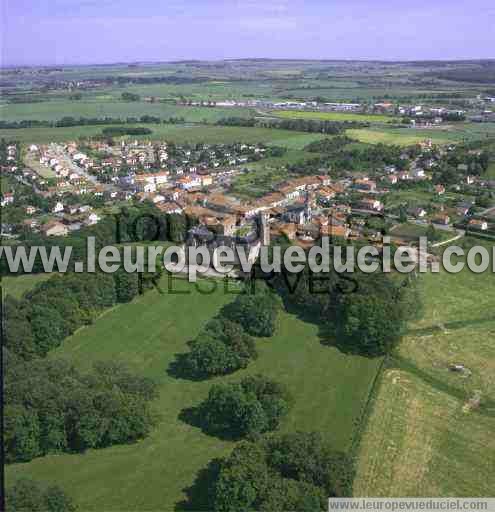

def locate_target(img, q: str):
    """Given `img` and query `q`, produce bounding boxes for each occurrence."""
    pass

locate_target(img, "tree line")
[182,431,354,510]
[288,137,408,176]
[101,126,153,136]
[217,116,368,135]
[174,282,280,379]
[0,115,186,130]
[4,358,158,463]
[1,202,194,276]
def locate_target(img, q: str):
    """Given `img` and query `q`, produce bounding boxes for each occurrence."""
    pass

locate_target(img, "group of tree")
[5,479,76,512]
[217,116,368,135]
[180,316,257,378]
[270,245,422,357]
[187,431,354,511]
[0,202,193,276]
[121,92,141,102]
[288,139,407,176]
[336,271,421,356]
[101,126,152,136]
[4,358,158,463]
[3,272,118,359]
[199,375,292,439]
[221,283,281,337]
[178,283,280,378]
[0,115,186,130]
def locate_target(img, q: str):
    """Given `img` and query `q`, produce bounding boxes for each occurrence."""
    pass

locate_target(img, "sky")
[2,0,495,66]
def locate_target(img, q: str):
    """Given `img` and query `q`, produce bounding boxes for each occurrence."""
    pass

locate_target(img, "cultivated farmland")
[354,264,495,497]
[0,124,327,148]
[271,110,398,123]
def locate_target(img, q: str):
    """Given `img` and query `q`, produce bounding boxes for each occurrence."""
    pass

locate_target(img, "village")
[1,136,495,246]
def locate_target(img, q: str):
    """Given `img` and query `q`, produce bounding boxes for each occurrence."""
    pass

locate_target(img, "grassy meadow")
[6,276,381,510]
[354,264,495,497]
[0,101,254,123]
[271,110,397,123]
[346,128,457,146]
[1,273,52,299]
[0,123,327,149]
[347,123,495,147]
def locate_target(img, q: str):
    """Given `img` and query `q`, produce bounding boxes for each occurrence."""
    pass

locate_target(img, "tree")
[114,268,139,302]
[336,272,419,357]
[121,92,140,102]
[4,358,158,463]
[199,375,291,439]
[221,287,280,337]
[3,296,37,360]
[29,305,68,355]
[5,479,77,512]
[168,213,187,242]
[207,432,353,511]
[182,318,257,377]
[44,485,78,512]
[426,224,441,242]
[4,405,41,462]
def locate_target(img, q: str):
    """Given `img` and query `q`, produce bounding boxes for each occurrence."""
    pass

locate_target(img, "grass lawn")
[1,273,52,299]
[485,162,495,179]
[389,223,430,238]
[230,148,320,198]
[354,265,495,497]
[271,110,397,123]
[6,276,381,510]
[0,124,327,149]
[23,151,57,178]
[231,167,290,198]
[346,128,456,146]
[384,189,434,207]
[347,123,495,147]
[1,175,15,193]
[0,101,254,123]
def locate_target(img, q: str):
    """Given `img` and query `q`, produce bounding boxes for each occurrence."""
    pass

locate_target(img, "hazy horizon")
[2,0,495,67]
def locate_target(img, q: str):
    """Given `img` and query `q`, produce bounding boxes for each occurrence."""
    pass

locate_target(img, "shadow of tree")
[178,406,243,442]
[280,295,377,357]
[174,459,222,511]
[166,352,210,382]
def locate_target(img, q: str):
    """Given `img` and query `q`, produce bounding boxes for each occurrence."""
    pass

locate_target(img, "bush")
[221,286,280,337]
[5,479,76,512]
[199,375,291,439]
[183,318,257,377]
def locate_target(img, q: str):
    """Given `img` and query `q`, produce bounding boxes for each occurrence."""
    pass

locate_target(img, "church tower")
[260,212,270,246]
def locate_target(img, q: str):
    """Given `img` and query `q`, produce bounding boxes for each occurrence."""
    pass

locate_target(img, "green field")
[0,101,254,123]
[1,273,52,299]
[384,189,435,207]
[346,128,457,146]
[1,175,15,193]
[354,265,495,496]
[347,123,495,147]
[485,162,495,179]
[230,148,315,197]
[271,110,397,123]
[389,223,431,239]
[0,123,327,148]
[6,276,381,510]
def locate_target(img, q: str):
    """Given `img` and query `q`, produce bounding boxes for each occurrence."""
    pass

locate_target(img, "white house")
[52,201,64,213]
[85,213,100,226]
[1,192,14,206]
